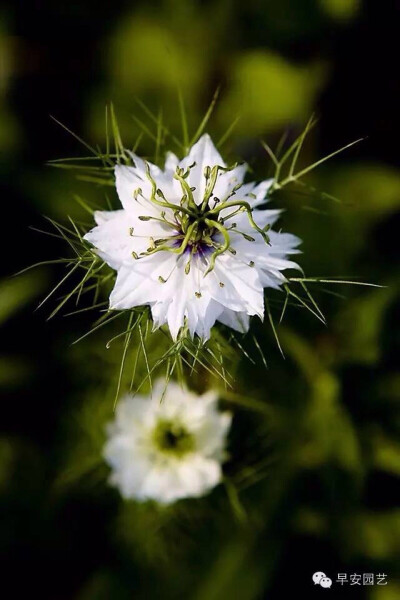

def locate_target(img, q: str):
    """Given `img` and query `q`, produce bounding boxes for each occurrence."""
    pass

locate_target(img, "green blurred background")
[0,1,399,598]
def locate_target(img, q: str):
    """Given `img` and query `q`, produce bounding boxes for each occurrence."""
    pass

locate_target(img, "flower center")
[177,217,215,256]
[152,420,195,457]
[133,161,271,277]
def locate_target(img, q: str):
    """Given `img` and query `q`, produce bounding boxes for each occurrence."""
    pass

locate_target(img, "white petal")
[84,210,135,270]
[257,270,286,289]
[217,308,250,333]
[164,151,179,173]
[222,207,282,232]
[150,300,171,332]
[137,463,182,503]
[267,230,302,254]
[194,411,232,457]
[114,164,152,212]
[250,179,274,207]
[110,254,177,309]
[104,440,150,498]
[164,259,218,340]
[115,162,177,216]
[84,209,174,271]
[204,253,264,317]
[176,455,222,496]
[148,255,223,340]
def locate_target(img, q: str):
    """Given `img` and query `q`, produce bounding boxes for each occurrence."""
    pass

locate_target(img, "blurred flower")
[104,380,231,504]
[84,134,301,340]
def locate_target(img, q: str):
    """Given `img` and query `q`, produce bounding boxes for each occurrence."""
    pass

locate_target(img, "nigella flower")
[104,380,231,503]
[84,134,301,340]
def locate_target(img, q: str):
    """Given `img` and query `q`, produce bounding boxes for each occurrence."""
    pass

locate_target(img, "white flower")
[104,380,231,504]
[84,134,301,340]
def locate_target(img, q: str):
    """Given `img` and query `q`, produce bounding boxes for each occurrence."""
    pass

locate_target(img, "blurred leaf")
[0,437,14,491]
[219,51,326,134]
[76,571,131,600]
[335,285,397,364]
[193,538,265,600]
[0,356,32,387]
[0,271,47,325]
[55,389,113,489]
[370,583,400,600]
[109,17,205,97]
[331,164,400,218]
[319,0,361,21]
[0,32,21,153]
[372,431,400,476]
[358,511,400,559]
[294,508,327,535]
[281,329,362,472]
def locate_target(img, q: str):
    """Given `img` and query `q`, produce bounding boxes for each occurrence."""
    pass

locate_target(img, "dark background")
[0,1,399,598]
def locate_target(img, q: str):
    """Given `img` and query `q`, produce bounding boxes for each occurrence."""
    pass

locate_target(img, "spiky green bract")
[36,98,377,397]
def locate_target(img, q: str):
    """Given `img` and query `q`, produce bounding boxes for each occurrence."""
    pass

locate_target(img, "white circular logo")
[312,572,332,588]
[312,572,326,585]
[320,577,332,588]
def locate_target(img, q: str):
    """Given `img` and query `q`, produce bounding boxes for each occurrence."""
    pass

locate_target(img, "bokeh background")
[1,0,399,598]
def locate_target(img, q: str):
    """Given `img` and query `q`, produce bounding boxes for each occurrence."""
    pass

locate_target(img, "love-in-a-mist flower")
[84,134,301,340]
[104,380,231,504]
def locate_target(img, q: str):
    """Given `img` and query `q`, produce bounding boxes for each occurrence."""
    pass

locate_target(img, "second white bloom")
[104,380,231,504]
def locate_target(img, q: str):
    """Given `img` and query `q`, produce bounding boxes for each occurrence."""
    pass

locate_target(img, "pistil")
[135,159,272,276]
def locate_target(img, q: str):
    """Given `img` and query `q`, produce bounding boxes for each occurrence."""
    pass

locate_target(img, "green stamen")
[152,420,195,457]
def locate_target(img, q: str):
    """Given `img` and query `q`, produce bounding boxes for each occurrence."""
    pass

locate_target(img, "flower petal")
[217,308,250,333]
[109,253,178,309]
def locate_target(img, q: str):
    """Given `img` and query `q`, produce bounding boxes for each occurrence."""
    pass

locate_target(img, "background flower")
[104,380,231,503]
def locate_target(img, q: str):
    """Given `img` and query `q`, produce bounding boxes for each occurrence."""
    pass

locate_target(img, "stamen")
[221,182,243,203]
[200,165,220,210]
[206,199,270,244]
[142,221,197,257]
[158,260,180,284]
[133,187,143,200]
[174,169,197,210]
[144,162,195,218]
[203,218,231,276]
